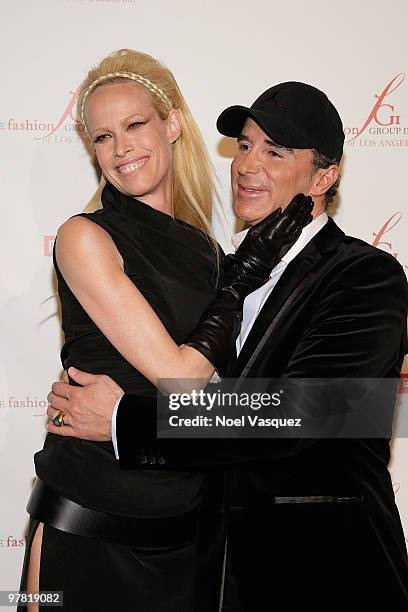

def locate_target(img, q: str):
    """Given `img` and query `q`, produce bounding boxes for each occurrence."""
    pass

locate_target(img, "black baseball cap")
[217,81,344,162]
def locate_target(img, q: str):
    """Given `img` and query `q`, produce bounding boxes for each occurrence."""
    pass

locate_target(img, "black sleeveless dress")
[35,181,218,518]
[20,182,220,612]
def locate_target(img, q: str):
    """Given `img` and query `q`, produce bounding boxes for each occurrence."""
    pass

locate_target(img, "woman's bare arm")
[56,216,214,391]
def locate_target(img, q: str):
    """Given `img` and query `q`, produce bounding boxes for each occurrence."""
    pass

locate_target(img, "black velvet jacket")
[116,218,408,475]
[115,217,408,607]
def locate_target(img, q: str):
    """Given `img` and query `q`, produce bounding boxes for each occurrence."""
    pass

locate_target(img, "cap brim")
[216,105,255,137]
[216,105,310,150]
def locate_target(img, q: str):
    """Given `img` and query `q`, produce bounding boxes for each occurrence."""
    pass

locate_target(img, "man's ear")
[166,108,182,144]
[309,165,339,198]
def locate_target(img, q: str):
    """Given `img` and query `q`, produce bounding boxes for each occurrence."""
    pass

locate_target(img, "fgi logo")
[35,86,83,141]
[372,211,402,258]
[372,211,408,278]
[345,74,405,142]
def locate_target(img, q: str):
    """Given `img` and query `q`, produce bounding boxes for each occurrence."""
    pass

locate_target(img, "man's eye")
[268,149,283,158]
[238,143,250,151]
[93,134,110,144]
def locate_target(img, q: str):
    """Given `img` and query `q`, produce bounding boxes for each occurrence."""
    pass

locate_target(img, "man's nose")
[236,150,261,175]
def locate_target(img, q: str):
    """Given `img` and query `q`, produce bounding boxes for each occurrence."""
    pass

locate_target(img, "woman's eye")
[128,121,143,129]
[93,134,110,144]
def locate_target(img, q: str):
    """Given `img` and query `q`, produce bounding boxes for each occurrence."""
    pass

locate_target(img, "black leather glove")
[224,193,313,292]
[184,194,313,374]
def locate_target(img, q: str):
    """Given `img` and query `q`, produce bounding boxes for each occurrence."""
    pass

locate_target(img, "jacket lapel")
[231,218,345,377]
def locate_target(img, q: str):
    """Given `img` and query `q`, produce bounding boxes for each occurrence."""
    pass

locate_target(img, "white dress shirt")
[112,212,329,459]
[235,212,328,354]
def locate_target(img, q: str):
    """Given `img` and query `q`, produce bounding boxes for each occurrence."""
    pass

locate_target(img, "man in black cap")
[211,82,408,610]
[47,82,408,609]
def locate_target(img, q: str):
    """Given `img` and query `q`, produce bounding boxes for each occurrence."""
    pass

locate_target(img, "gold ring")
[51,411,66,427]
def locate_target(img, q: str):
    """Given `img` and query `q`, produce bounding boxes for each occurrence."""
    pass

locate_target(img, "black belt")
[230,495,363,509]
[271,495,363,504]
[27,479,198,547]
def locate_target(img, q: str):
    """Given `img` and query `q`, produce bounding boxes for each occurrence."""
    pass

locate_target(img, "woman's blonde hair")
[77,49,215,236]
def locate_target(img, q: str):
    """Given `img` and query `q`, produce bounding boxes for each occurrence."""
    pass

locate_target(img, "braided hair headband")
[80,71,173,128]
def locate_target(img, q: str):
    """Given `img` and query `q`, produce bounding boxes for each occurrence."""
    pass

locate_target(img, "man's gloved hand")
[185,193,313,374]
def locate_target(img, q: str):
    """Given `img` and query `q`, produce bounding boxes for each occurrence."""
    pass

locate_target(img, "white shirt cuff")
[209,370,221,383]
[111,395,124,460]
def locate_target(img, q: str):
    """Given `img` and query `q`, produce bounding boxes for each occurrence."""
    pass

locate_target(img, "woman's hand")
[184,194,313,374]
[224,193,313,295]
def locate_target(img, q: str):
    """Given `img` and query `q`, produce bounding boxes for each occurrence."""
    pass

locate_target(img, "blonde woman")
[19,49,311,611]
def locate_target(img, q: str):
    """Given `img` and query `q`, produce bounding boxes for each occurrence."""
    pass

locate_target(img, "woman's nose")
[114,134,133,158]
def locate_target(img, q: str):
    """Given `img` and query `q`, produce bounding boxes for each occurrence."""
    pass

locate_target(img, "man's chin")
[233,201,276,226]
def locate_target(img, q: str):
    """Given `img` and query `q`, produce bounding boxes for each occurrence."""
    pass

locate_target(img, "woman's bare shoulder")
[57,215,111,241]
[56,215,122,270]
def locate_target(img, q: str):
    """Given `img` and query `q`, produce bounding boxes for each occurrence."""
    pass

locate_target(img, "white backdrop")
[1,0,407,602]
